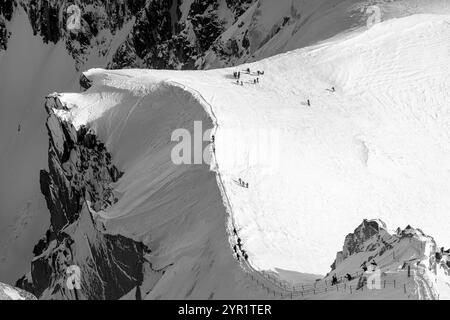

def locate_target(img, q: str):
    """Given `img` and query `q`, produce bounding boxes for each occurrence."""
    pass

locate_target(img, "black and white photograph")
[0,0,449,307]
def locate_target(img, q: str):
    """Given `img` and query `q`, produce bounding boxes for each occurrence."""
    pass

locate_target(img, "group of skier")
[331,272,354,286]
[238,178,249,188]
[232,228,249,262]
[232,67,264,86]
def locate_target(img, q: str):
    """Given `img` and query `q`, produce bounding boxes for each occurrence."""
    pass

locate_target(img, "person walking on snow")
[307,99,311,107]
[331,274,338,286]
[361,261,368,272]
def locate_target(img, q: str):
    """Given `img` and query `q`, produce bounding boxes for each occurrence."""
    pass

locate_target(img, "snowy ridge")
[40,13,450,299]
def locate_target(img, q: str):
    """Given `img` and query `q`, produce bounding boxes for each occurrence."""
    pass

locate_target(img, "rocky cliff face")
[0,281,36,300]
[16,94,158,300]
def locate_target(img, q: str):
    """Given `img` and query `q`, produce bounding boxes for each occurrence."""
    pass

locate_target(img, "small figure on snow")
[361,261,368,272]
[331,274,338,286]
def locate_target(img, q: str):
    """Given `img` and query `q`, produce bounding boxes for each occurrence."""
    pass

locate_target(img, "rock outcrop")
[332,219,388,269]
[16,94,156,300]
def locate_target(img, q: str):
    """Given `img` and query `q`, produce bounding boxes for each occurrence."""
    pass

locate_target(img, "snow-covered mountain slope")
[0,0,259,286]
[0,281,36,300]
[34,12,450,299]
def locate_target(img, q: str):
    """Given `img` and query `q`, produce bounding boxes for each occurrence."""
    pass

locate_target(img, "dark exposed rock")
[0,0,16,50]
[331,219,388,270]
[0,281,37,300]
[79,73,92,91]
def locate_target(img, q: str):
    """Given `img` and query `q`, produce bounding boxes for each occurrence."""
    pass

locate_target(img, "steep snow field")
[54,12,450,296]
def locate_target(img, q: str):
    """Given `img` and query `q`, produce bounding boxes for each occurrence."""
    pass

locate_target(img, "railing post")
[404,284,406,294]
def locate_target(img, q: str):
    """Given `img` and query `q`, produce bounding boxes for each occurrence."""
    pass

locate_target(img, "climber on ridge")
[361,261,368,272]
